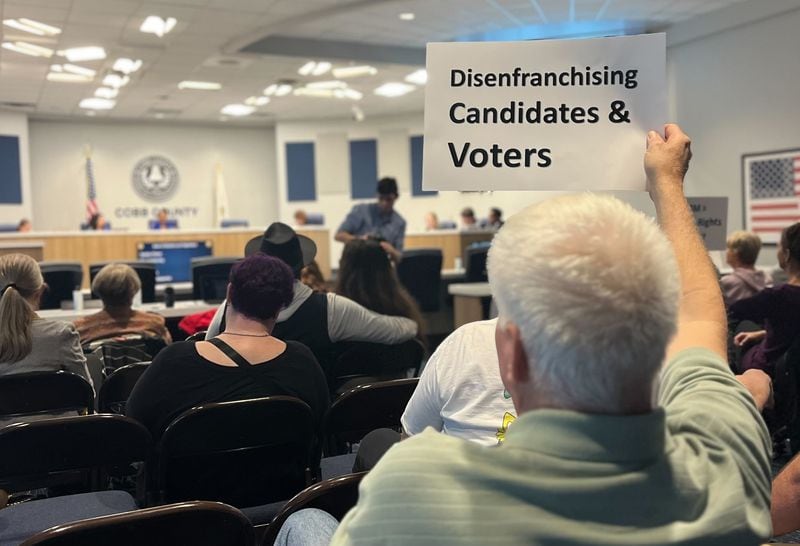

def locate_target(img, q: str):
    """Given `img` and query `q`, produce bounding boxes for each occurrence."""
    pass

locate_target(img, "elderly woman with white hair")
[74,263,171,344]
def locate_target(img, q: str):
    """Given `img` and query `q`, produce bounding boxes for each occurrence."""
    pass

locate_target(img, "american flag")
[746,153,800,242]
[85,154,99,221]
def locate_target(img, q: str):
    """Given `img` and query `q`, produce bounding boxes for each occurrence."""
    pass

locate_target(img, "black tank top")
[273,292,332,375]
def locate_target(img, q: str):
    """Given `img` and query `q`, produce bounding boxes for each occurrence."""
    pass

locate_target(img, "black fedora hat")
[244,222,317,273]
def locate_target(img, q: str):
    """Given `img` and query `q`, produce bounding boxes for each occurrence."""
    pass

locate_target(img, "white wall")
[0,111,32,224]
[669,4,800,264]
[29,120,278,231]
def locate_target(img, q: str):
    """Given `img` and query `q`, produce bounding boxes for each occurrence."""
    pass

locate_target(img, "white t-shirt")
[401,319,516,446]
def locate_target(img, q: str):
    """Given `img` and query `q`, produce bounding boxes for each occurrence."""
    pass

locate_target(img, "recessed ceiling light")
[293,87,335,98]
[374,82,415,97]
[113,58,143,74]
[177,81,221,90]
[340,88,363,101]
[57,46,106,62]
[399,12,415,21]
[332,65,378,79]
[307,80,347,90]
[46,72,92,83]
[405,69,427,85]
[79,97,115,110]
[352,105,365,122]
[2,41,53,57]
[298,61,331,76]
[220,104,254,116]
[95,87,118,99]
[3,18,61,36]
[140,16,177,37]
[264,83,292,96]
[63,64,96,77]
[102,73,130,88]
[245,96,270,106]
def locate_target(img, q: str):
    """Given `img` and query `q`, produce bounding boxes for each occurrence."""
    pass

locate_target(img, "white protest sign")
[422,33,666,191]
[688,197,728,251]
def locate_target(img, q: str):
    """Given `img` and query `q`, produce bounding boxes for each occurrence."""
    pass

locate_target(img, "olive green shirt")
[331,348,772,545]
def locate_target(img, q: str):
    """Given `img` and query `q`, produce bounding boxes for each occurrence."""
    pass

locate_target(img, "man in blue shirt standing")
[335,177,406,263]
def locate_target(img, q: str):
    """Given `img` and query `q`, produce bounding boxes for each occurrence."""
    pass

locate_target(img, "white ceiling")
[0,0,754,125]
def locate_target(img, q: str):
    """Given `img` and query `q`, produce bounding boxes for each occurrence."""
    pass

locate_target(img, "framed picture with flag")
[742,148,800,244]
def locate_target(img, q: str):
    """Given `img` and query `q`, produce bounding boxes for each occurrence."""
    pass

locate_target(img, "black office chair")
[97,362,150,414]
[38,262,83,310]
[396,249,443,312]
[190,257,240,301]
[152,396,318,508]
[0,371,94,419]
[329,338,425,395]
[21,501,254,546]
[261,472,366,545]
[0,414,151,496]
[324,378,419,456]
[464,242,491,283]
[89,262,156,303]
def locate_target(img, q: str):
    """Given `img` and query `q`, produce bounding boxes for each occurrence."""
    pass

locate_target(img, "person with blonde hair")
[74,263,171,344]
[0,253,92,386]
[721,230,771,306]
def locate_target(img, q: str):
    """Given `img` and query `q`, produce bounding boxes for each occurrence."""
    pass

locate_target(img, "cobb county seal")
[132,156,179,202]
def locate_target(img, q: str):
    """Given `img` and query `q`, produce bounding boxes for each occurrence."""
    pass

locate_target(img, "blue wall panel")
[286,142,316,202]
[349,139,378,199]
[0,135,22,204]
[410,135,436,197]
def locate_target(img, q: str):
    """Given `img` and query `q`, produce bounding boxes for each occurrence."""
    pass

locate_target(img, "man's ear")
[496,319,530,388]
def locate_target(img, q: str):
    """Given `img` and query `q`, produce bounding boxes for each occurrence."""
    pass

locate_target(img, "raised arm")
[645,124,727,362]
[327,293,417,344]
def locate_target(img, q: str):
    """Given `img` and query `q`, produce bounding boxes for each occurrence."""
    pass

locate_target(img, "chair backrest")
[304,213,324,225]
[396,249,443,312]
[329,339,424,393]
[261,472,366,546]
[770,339,800,454]
[464,242,491,282]
[97,362,150,414]
[155,396,317,507]
[38,262,83,310]
[89,262,156,303]
[0,414,152,495]
[190,256,240,301]
[325,378,419,455]
[20,501,254,546]
[0,371,94,418]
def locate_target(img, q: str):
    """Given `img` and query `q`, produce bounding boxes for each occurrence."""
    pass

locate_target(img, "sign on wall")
[132,155,180,202]
[422,33,666,191]
[687,197,728,251]
[742,149,800,244]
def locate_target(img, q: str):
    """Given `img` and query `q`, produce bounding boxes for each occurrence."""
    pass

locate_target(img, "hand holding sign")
[423,33,666,191]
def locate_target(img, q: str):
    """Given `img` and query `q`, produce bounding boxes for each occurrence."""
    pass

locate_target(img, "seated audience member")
[487,207,504,229]
[88,213,108,230]
[460,207,478,229]
[127,254,329,439]
[74,263,172,345]
[336,239,425,343]
[401,318,514,446]
[294,209,308,226]
[17,218,31,232]
[731,223,800,375]
[423,211,439,231]
[720,230,771,306]
[336,177,406,264]
[206,223,418,375]
[0,254,92,387]
[277,125,773,545]
[300,260,327,293]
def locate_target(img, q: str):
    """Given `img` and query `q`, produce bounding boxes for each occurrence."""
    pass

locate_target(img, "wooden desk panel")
[0,229,331,288]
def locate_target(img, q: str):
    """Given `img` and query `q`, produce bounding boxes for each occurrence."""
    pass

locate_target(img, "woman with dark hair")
[336,239,425,343]
[731,222,800,374]
[127,254,329,439]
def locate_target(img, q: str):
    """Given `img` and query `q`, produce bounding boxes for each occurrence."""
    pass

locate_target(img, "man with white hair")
[276,125,774,545]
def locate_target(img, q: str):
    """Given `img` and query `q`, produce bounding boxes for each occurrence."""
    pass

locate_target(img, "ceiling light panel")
[399,12,416,21]
[332,65,378,78]
[245,96,270,106]
[178,81,221,90]
[220,104,254,116]
[374,82,416,97]
[95,87,119,99]
[293,87,335,98]
[113,58,143,74]
[3,18,61,36]
[102,73,130,88]
[79,98,115,110]
[58,47,106,62]
[2,41,54,57]
[298,61,331,76]
[63,64,96,77]
[307,80,347,90]
[140,16,177,37]
[46,72,92,83]
[405,69,427,85]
